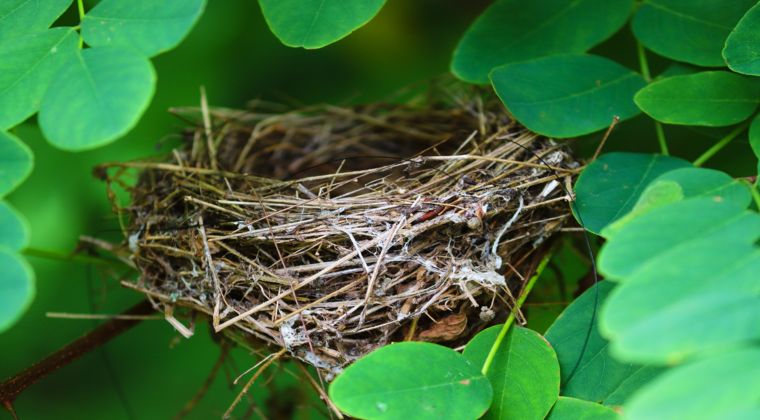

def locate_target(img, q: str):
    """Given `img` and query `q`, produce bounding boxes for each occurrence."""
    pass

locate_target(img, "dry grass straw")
[100,85,579,375]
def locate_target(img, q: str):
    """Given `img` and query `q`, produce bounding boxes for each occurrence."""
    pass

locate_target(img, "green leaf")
[546,397,619,420]
[39,46,156,151]
[0,27,78,130]
[0,131,33,197]
[750,115,760,172]
[545,282,660,406]
[0,0,72,39]
[0,201,29,251]
[604,167,753,235]
[631,0,756,67]
[634,71,760,126]
[329,342,492,420]
[723,2,760,76]
[451,0,633,83]
[463,326,560,420]
[490,54,645,138]
[0,249,35,333]
[625,347,760,420]
[573,152,690,235]
[598,198,760,280]
[82,0,206,57]
[258,0,386,49]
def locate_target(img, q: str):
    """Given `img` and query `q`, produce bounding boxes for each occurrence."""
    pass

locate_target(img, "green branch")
[693,123,748,167]
[481,252,553,375]
[637,42,669,155]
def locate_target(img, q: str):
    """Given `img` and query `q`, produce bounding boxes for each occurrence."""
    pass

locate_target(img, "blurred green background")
[2,1,756,419]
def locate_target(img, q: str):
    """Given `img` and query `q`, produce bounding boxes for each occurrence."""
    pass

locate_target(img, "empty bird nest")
[99,85,579,376]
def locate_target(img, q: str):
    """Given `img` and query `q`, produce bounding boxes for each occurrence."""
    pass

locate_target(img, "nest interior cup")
[103,86,578,375]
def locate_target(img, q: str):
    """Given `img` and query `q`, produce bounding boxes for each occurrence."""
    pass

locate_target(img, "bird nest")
[100,88,578,375]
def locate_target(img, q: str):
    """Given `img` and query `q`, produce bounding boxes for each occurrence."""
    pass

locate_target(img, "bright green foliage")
[546,397,619,420]
[0,201,30,251]
[723,2,760,76]
[604,167,753,234]
[39,46,156,151]
[625,348,760,420]
[0,0,72,38]
[598,198,760,279]
[0,249,35,333]
[464,326,560,420]
[0,28,78,129]
[751,115,760,177]
[490,54,645,137]
[634,71,760,126]
[573,153,690,235]
[631,0,756,67]
[82,0,207,58]
[545,282,660,406]
[258,0,386,49]
[329,342,492,420]
[451,0,633,83]
[0,131,33,198]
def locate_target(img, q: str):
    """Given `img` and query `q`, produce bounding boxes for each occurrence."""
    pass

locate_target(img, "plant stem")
[741,179,760,209]
[481,252,553,375]
[636,42,669,155]
[76,0,85,48]
[23,247,117,266]
[0,300,152,409]
[693,123,748,167]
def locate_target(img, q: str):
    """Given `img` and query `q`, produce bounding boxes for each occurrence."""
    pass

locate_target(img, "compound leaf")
[0,131,33,197]
[0,201,29,251]
[724,2,760,75]
[0,249,35,333]
[625,348,760,420]
[545,282,660,406]
[464,325,560,420]
[329,342,492,420]
[547,397,619,420]
[631,0,756,66]
[82,0,206,57]
[0,0,72,39]
[491,54,645,138]
[258,0,386,49]
[634,71,760,126]
[451,0,633,83]
[39,46,156,151]
[573,152,690,235]
[0,27,78,130]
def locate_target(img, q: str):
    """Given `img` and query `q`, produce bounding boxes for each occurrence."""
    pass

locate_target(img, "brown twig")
[0,300,153,412]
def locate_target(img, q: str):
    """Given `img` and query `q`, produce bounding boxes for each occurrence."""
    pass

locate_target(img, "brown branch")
[0,300,153,412]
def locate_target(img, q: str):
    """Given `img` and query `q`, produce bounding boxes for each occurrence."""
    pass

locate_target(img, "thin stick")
[0,301,153,407]
[481,252,553,375]
[592,116,620,162]
[223,349,286,419]
[174,342,230,419]
[45,312,161,321]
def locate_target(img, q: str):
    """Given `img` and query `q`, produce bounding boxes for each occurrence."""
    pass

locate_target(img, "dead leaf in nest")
[417,312,468,342]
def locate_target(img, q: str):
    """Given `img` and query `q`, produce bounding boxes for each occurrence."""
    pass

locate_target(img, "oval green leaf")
[598,198,760,280]
[631,0,756,67]
[724,3,760,76]
[0,249,35,333]
[463,325,560,420]
[0,201,30,251]
[328,342,492,420]
[258,0,386,49]
[545,282,660,406]
[0,27,78,130]
[573,152,690,235]
[546,397,619,420]
[634,71,760,126]
[39,46,156,151]
[625,348,760,420]
[0,131,33,197]
[82,0,206,57]
[491,54,645,138]
[0,0,72,38]
[603,167,753,236]
[451,0,633,83]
